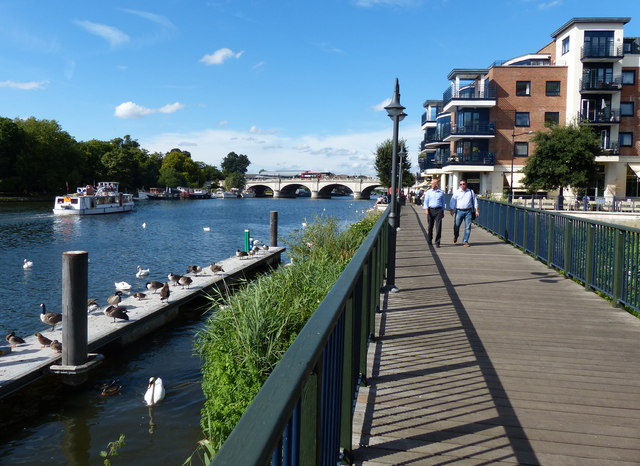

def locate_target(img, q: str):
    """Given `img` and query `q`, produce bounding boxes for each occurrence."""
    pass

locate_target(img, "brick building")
[419,17,640,199]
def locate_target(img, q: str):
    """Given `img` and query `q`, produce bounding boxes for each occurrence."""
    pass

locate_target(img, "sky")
[1,0,638,176]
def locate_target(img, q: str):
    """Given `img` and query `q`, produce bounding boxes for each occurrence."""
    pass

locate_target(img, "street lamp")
[509,130,534,203]
[383,79,406,293]
[398,147,407,215]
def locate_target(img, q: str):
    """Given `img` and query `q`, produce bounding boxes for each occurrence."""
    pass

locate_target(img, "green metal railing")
[211,208,389,465]
[477,198,640,311]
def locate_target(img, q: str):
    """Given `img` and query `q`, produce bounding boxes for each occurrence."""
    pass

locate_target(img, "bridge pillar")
[311,191,330,199]
[353,192,365,200]
[273,190,282,198]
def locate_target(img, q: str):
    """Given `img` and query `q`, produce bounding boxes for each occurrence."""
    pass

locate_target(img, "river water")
[0,196,373,465]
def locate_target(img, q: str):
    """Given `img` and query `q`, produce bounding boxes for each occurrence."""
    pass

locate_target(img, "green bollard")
[244,229,250,252]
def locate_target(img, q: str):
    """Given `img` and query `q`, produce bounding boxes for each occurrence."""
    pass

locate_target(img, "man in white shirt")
[449,180,479,247]
[422,179,444,247]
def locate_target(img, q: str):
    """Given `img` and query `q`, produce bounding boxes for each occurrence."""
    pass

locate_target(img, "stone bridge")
[245,177,383,199]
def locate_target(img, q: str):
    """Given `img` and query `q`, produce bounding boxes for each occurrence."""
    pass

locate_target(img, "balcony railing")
[580,76,622,91]
[445,122,496,138]
[442,83,497,107]
[581,44,623,60]
[578,108,620,124]
[445,151,495,166]
[601,142,620,155]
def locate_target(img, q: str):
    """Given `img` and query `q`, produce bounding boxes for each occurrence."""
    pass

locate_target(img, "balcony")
[580,76,622,92]
[578,108,620,124]
[601,142,620,155]
[444,151,495,167]
[442,84,497,112]
[581,44,623,61]
[443,122,496,141]
[421,111,437,128]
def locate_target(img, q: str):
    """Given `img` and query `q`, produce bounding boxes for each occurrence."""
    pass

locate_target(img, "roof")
[447,69,489,81]
[550,17,631,38]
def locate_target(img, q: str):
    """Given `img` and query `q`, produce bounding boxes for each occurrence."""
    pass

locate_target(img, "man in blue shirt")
[422,179,445,247]
[449,180,479,247]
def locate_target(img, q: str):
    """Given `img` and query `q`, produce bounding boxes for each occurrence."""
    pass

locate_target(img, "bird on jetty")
[87,298,100,312]
[159,283,170,303]
[248,248,256,258]
[104,305,129,323]
[210,263,224,274]
[136,266,150,278]
[133,292,147,300]
[115,281,132,291]
[107,291,123,306]
[236,249,248,260]
[5,332,26,347]
[144,377,165,406]
[40,303,62,331]
[186,265,202,276]
[178,276,192,289]
[168,273,182,286]
[34,332,52,348]
[262,244,270,253]
[146,281,164,294]
[23,259,33,269]
[50,340,62,353]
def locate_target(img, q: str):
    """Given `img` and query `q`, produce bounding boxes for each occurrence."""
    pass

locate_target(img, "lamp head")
[384,79,406,119]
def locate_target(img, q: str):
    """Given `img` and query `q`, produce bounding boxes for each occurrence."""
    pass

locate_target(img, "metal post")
[61,251,88,367]
[270,211,278,247]
[244,229,250,252]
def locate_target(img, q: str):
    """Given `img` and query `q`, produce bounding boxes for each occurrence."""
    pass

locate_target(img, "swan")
[203,227,211,232]
[23,259,33,269]
[136,266,150,278]
[144,377,165,406]
[142,222,147,229]
[115,281,132,291]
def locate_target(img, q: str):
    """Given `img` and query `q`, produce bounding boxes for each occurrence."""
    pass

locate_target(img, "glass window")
[544,112,560,125]
[562,37,570,54]
[514,142,529,157]
[515,112,530,127]
[619,132,633,147]
[516,81,531,96]
[546,81,561,96]
[622,70,636,84]
[621,102,634,117]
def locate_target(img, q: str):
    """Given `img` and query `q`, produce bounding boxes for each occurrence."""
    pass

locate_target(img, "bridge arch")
[245,177,383,200]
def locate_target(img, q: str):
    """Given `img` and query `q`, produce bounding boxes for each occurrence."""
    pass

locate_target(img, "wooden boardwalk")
[352,204,640,465]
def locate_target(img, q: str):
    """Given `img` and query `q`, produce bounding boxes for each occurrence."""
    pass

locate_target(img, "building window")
[515,112,530,127]
[544,112,560,125]
[546,81,561,96]
[622,70,636,84]
[514,142,529,157]
[619,132,633,147]
[516,81,531,96]
[621,102,634,117]
[562,37,570,54]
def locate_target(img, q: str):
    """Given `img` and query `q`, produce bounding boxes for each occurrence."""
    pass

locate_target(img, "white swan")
[136,266,150,278]
[115,281,132,291]
[203,227,211,232]
[144,377,165,406]
[142,222,147,229]
[23,259,33,269]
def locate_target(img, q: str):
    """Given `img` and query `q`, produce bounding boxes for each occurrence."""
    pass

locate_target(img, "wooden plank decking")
[352,204,640,465]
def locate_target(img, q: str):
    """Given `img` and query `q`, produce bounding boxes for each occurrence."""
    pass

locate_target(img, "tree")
[0,117,25,192]
[522,123,600,193]
[224,171,246,191]
[220,152,250,176]
[374,139,412,188]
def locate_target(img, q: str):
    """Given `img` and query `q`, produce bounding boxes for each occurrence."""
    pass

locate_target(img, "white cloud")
[75,20,130,47]
[200,48,245,65]
[120,9,176,30]
[249,125,278,135]
[354,0,417,6]
[253,61,266,71]
[538,0,561,8]
[218,120,229,126]
[114,101,185,119]
[372,98,391,112]
[0,80,48,90]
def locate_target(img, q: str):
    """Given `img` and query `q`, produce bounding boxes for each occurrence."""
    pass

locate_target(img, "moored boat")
[147,187,181,200]
[241,189,256,198]
[53,182,134,215]
[215,188,240,199]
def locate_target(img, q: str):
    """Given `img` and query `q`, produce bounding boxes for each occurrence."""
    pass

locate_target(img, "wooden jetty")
[0,248,283,400]
[352,205,640,465]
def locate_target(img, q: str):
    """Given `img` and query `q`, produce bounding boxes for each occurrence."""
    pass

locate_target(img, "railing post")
[612,229,624,307]
[340,297,354,463]
[512,205,518,246]
[564,221,572,274]
[534,212,540,259]
[585,224,595,290]
[522,209,528,251]
[547,215,555,266]
[300,366,321,466]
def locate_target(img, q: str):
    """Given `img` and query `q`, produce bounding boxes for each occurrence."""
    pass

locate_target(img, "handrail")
[211,208,390,465]
[476,198,640,312]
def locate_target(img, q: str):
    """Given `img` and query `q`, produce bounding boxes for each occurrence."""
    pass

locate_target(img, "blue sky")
[1,1,638,176]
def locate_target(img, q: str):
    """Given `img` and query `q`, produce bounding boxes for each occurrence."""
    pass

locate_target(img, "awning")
[628,163,640,177]
[505,172,525,188]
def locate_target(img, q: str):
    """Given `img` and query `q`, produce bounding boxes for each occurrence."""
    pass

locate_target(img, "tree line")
[0,116,250,195]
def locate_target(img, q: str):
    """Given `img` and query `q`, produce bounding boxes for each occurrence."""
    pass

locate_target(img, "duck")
[5,331,26,347]
[115,281,132,291]
[159,283,170,303]
[203,227,211,232]
[87,298,100,312]
[50,340,62,353]
[236,249,248,260]
[262,244,270,252]
[136,266,150,278]
[186,265,202,276]
[40,303,62,331]
[146,281,164,294]
[144,377,165,406]
[133,292,147,300]
[104,305,129,323]
[210,263,224,274]
[168,273,182,286]
[107,291,123,306]
[100,380,122,397]
[23,259,33,269]
[178,276,192,289]
[34,332,52,348]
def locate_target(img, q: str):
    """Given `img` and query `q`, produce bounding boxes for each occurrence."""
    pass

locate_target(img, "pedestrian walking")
[422,179,445,248]
[449,180,479,247]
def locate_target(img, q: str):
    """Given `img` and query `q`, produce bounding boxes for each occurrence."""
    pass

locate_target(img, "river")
[0,196,374,465]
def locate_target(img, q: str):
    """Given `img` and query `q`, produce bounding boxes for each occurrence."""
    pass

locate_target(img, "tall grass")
[195,212,380,455]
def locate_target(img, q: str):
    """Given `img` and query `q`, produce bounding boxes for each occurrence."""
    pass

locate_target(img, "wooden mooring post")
[270,210,278,247]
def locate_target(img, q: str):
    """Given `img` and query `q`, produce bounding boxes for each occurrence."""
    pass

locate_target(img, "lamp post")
[383,79,406,293]
[509,130,534,203]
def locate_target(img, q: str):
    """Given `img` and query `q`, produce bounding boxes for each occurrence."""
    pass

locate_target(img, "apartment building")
[419,17,640,199]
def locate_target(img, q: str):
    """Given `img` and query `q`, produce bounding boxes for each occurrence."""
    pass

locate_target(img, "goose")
[203,227,211,232]
[40,303,62,331]
[144,376,165,406]
[5,332,26,347]
[50,340,62,353]
[262,244,270,252]
[252,245,261,254]
[104,305,129,323]
[34,332,52,348]
[136,266,150,278]
[23,259,33,269]
[146,281,164,294]
[133,292,147,300]
[168,273,182,286]
[115,281,132,291]
[236,249,248,260]
[248,248,256,257]
[87,298,100,312]
[210,263,224,274]
[186,265,202,276]
[178,276,192,289]
[107,291,123,306]
[159,283,170,303]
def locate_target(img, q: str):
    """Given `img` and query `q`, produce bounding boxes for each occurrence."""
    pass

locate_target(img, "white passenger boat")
[215,188,240,199]
[53,182,134,215]
[241,189,256,198]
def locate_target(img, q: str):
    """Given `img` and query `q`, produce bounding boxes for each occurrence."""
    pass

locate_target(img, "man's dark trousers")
[427,207,443,246]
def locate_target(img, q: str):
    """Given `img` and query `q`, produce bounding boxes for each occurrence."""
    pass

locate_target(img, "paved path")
[352,204,640,465]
